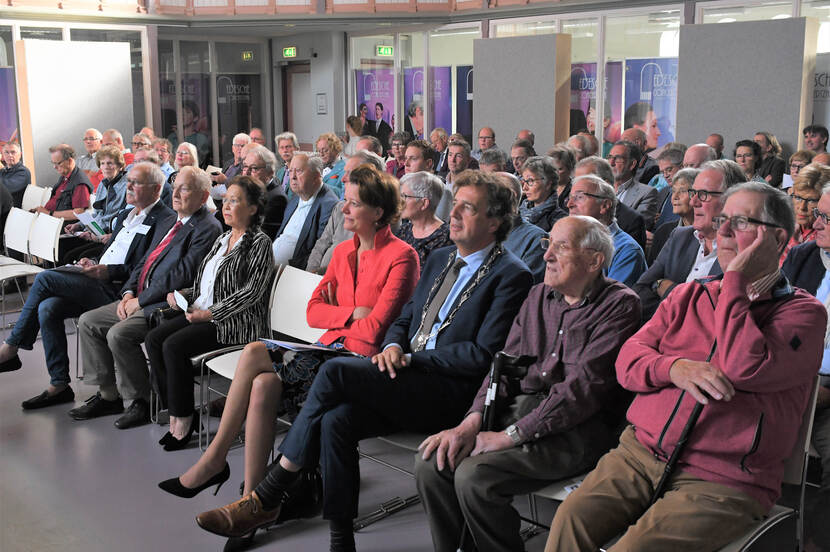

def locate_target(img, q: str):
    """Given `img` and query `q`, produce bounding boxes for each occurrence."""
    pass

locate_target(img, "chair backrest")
[28,213,63,263]
[4,207,36,256]
[781,374,821,485]
[269,265,326,344]
[20,185,45,212]
[41,186,52,206]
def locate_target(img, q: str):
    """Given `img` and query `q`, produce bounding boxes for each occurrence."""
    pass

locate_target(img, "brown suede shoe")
[196,492,280,538]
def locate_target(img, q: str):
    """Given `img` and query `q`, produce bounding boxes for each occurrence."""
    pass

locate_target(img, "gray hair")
[275,132,299,149]
[85,128,102,140]
[523,156,559,191]
[723,181,796,245]
[177,165,211,194]
[175,142,199,168]
[701,159,745,191]
[233,133,251,145]
[304,154,325,177]
[672,168,700,187]
[480,148,507,168]
[400,171,444,213]
[131,161,165,194]
[248,145,277,175]
[498,172,522,210]
[576,156,614,185]
[103,128,123,144]
[657,147,684,167]
[351,150,385,172]
[357,135,383,155]
[547,145,576,172]
[573,174,618,221]
[567,135,589,156]
[570,215,615,270]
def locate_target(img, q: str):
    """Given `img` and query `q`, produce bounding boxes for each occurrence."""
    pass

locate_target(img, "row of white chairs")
[21,184,97,213]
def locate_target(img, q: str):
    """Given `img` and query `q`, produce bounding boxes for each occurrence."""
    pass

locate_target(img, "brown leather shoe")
[196,492,280,538]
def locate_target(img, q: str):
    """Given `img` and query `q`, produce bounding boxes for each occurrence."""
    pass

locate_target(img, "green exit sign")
[241,50,253,62]
[283,46,297,58]
[376,45,393,57]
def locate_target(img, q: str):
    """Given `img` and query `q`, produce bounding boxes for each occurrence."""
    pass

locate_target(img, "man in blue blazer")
[0,162,175,409]
[196,171,534,546]
[72,166,222,427]
[272,153,338,270]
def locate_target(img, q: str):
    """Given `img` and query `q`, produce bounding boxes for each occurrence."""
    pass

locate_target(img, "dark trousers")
[144,313,221,416]
[261,356,479,520]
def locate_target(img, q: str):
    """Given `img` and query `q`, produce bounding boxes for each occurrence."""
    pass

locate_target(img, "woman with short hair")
[395,171,451,273]
[519,156,567,232]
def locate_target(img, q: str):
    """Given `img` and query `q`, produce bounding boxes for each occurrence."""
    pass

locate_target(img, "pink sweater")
[617,270,826,510]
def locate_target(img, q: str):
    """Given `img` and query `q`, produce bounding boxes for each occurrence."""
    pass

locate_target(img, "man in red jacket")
[547,181,827,552]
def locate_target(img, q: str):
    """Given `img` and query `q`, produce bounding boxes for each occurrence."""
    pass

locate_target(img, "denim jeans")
[6,269,119,386]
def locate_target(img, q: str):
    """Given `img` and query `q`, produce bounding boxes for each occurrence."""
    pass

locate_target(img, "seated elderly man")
[566,175,646,287]
[0,141,31,208]
[209,132,250,197]
[72,167,222,427]
[0,163,175,408]
[33,144,93,224]
[634,159,745,321]
[306,151,386,274]
[241,144,287,240]
[195,171,533,551]
[548,182,826,552]
[683,143,717,169]
[416,215,641,552]
[272,153,338,269]
[479,148,507,173]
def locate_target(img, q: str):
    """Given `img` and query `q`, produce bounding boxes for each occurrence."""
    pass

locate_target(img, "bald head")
[683,144,717,168]
[706,134,724,158]
[516,129,534,145]
[620,128,647,151]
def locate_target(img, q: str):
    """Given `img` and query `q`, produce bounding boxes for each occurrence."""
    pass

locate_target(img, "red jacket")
[617,271,826,510]
[307,225,419,357]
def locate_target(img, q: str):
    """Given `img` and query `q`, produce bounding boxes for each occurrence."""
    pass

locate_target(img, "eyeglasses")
[813,207,830,225]
[242,164,265,172]
[792,194,820,207]
[607,155,628,164]
[688,188,724,202]
[711,215,783,232]
[790,162,807,172]
[132,141,148,148]
[734,153,754,160]
[661,166,679,177]
[570,191,607,203]
[82,137,100,142]
[521,177,544,188]
[288,167,306,176]
[401,193,425,201]
[478,135,494,140]
[540,237,597,254]
[451,199,478,216]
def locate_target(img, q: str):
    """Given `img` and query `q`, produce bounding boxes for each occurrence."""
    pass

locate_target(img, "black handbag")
[148,306,180,329]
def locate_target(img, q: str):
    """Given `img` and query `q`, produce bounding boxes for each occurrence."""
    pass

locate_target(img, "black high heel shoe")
[162,411,200,452]
[158,462,230,498]
[158,432,173,446]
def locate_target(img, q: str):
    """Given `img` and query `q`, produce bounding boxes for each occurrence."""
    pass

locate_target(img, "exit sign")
[376,45,393,57]
[283,46,297,58]
[241,50,253,62]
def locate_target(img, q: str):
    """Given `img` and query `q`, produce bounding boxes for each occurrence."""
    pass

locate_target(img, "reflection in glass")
[216,43,262,166]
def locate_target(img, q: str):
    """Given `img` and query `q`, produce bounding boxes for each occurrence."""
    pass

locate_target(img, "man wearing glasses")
[607,140,659,229]
[241,144,287,240]
[550,181,825,552]
[635,160,745,321]
[77,128,102,182]
[415,215,640,552]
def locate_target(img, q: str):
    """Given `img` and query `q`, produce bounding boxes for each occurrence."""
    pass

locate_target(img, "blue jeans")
[6,269,119,386]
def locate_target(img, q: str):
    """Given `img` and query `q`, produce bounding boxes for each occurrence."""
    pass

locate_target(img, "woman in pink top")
[159,164,419,505]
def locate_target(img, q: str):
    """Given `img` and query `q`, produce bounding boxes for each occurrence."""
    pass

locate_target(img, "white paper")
[260,339,359,357]
[76,211,105,236]
[173,290,189,312]
[206,165,223,175]
[782,173,794,189]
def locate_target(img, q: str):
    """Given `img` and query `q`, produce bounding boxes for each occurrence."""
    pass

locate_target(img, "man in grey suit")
[272,153,338,269]
[608,140,659,230]
[72,166,222,428]
[633,159,745,320]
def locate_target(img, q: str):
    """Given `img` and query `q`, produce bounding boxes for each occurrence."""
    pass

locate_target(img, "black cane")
[457,351,536,552]
[650,340,717,505]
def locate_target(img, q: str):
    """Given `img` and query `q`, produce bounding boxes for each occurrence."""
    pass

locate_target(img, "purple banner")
[355,69,395,131]
[0,68,19,144]
[570,62,624,150]
[455,65,473,144]
[428,66,452,137]
[623,58,678,149]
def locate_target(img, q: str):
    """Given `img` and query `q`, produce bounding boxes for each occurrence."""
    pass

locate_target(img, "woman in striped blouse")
[145,175,276,452]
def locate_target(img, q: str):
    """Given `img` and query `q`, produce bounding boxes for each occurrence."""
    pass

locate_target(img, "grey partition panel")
[677,18,817,157]
[473,34,571,152]
[16,40,134,188]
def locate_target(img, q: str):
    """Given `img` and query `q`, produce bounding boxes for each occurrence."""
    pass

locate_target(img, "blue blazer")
[382,244,534,381]
[122,205,223,316]
[277,184,339,269]
[634,225,722,321]
[100,201,176,285]
[782,240,825,296]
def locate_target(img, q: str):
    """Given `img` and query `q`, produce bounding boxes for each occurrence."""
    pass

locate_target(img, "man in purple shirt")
[415,215,641,552]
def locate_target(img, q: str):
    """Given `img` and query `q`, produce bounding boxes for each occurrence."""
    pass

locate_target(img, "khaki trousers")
[546,425,767,552]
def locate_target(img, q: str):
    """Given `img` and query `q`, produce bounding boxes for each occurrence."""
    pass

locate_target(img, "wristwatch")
[505,424,523,446]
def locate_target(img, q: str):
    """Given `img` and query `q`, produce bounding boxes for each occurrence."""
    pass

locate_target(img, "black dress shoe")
[68,392,124,420]
[0,355,22,373]
[162,411,200,452]
[114,399,151,429]
[21,387,75,410]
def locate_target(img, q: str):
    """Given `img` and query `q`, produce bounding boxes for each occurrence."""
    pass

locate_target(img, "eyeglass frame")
[688,188,725,202]
[711,214,783,232]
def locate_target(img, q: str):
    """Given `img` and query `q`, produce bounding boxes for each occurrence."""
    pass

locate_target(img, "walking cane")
[457,351,536,552]
[650,339,717,504]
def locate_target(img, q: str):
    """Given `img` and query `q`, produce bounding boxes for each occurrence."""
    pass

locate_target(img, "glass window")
[400,32,426,140]
[603,10,681,156]
[177,41,213,168]
[700,1,792,24]
[564,18,600,137]
[0,26,12,68]
[20,27,63,41]
[159,40,177,152]
[802,1,830,53]
[70,29,145,133]
[491,18,557,38]
[428,25,479,143]
[216,43,263,167]
[0,25,17,145]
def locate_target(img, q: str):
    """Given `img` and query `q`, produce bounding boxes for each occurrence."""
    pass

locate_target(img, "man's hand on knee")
[670,358,734,404]
[471,431,514,456]
[371,346,408,379]
[419,413,481,471]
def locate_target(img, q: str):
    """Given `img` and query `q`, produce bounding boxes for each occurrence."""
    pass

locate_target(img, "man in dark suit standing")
[72,166,222,428]
[0,162,175,409]
[271,153,338,269]
[371,103,393,157]
[195,171,534,550]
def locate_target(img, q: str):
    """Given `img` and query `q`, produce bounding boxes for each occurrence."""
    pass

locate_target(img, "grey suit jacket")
[634,225,722,321]
[618,180,659,230]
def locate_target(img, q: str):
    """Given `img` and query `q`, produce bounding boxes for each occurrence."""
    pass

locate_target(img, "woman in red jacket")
[159,164,419,502]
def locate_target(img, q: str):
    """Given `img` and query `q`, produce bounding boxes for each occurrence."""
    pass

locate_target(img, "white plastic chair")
[28,213,63,266]
[0,208,44,327]
[20,185,46,212]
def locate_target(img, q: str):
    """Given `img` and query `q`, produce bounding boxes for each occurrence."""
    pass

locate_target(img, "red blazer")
[307,225,419,357]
